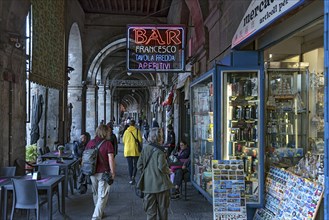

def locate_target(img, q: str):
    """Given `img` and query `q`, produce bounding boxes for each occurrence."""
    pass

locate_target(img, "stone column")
[105,88,111,123]
[86,86,96,137]
[98,85,105,124]
[67,86,83,141]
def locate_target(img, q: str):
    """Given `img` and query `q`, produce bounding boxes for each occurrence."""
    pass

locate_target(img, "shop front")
[230,0,326,219]
[191,0,327,219]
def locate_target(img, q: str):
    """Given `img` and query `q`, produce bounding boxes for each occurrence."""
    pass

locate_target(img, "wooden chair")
[10,178,47,220]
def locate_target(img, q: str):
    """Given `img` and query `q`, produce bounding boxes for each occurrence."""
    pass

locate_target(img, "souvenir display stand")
[212,160,247,220]
[254,167,324,220]
[265,62,309,169]
[217,51,265,208]
[220,69,263,205]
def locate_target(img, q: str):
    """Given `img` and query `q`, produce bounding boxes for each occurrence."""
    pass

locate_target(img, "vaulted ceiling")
[78,0,173,17]
[77,0,174,110]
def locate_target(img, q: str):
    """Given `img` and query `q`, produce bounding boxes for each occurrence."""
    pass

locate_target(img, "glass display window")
[221,70,261,204]
[265,62,309,169]
[190,74,214,198]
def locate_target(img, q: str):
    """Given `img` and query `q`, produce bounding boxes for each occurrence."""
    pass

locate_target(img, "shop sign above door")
[232,0,304,49]
[127,25,185,72]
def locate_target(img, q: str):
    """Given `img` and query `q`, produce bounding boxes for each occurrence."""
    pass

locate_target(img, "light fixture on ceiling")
[127,72,132,76]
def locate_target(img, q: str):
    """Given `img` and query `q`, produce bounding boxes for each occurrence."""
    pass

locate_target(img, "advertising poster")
[212,160,247,220]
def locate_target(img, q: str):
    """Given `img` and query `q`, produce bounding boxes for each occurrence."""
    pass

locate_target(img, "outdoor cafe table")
[36,159,79,196]
[41,150,73,161]
[2,175,65,220]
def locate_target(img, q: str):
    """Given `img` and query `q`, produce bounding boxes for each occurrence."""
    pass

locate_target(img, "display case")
[190,71,214,200]
[221,69,263,205]
[265,62,309,169]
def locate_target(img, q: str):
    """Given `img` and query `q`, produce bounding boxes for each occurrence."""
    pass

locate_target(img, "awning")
[231,0,305,49]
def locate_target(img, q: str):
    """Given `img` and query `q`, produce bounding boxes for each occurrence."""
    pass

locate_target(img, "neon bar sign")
[127,25,185,72]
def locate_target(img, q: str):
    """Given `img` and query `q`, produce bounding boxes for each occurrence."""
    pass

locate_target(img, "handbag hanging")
[130,130,142,152]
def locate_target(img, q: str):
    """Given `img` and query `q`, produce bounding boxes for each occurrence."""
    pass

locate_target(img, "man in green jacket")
[137,128,174,220]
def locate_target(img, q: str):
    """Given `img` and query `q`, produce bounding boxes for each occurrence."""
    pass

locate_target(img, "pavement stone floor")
[8,143,213,220]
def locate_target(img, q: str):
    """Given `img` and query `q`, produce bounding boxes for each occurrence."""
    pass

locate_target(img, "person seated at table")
[171,158,191,200]
[73,132,91,160]
[169,140,190,190]
[74,132,91,194]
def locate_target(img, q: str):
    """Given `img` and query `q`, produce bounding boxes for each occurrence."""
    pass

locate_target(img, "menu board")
[254,166,324,220]
[212,160,247,220]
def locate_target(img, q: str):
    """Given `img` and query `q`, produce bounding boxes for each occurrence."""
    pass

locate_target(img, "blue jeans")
[126,156,139,180]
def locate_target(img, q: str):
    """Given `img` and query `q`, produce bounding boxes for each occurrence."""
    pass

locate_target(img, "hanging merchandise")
[162,90,174,106]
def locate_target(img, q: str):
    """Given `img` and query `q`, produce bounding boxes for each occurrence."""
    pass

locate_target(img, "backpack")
[80,140,105,175]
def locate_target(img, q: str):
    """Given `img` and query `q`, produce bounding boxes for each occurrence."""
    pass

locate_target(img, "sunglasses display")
[212,160,247,220]
[254,166,324,219]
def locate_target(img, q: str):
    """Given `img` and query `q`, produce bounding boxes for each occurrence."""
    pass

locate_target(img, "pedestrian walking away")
[85,124,116,220]
[123,119,143,184]
[137,127,174,220]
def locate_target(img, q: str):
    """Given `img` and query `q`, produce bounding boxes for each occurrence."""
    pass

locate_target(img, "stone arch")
[67,22,83,141]
[87,37,127,85]
[68,23,83,86]
[185,0,206,51]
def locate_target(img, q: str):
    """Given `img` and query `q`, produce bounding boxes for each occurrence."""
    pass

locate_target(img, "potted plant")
[58,145,65,157]
[26,144,38,164]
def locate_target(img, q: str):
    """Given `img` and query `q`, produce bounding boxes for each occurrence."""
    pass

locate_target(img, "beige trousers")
[90,173,110,220]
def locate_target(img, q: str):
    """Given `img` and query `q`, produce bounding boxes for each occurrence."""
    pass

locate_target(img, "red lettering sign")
[127,25,185,72]
[133,28,182,46]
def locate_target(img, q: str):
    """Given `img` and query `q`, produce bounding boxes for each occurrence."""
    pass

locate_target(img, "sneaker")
[129,179,136,185]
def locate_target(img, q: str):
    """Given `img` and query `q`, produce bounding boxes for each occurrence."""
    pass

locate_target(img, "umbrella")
[30,94,43,144]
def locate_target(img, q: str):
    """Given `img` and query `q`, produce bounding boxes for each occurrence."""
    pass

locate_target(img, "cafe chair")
[0,166,16,176]
[180,171,190,201]
[65,142,75,152]
[38,165,60,176]
[37,166,60,212]
[44,146,50,154]
[10,178,47,220]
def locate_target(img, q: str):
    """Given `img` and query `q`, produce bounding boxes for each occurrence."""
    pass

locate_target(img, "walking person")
[73,132,91,194]
[85,124,116,220]
[143,119,150,140]
[137,128,174,220]
[123,119,143,184]
[106,122,118,157]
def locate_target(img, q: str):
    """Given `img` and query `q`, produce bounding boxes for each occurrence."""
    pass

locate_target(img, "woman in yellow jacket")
[123,119,143,184]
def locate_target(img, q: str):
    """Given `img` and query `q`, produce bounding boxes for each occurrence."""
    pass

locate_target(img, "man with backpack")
[84,124,115,220]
